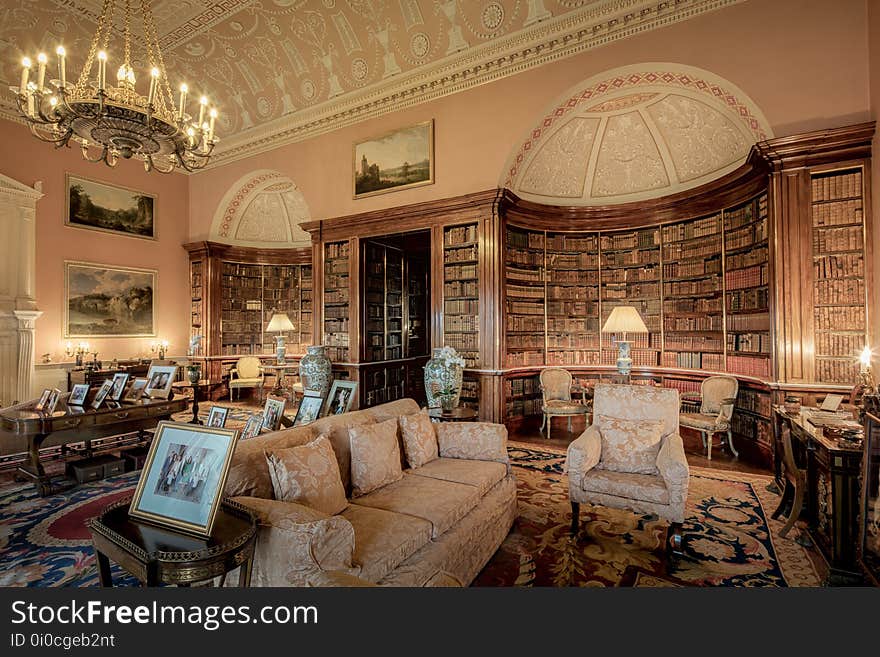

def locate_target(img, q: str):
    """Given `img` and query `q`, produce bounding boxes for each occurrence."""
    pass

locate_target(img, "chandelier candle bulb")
[36,53,47,91]
[56,46,66,87]
[20,57,30,95]
[97,50,107,90]
[178,83,188,120]
[147,67,159,105]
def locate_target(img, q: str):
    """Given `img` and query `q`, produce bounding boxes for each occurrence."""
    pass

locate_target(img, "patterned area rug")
[473,442,821,587]
[0,441,820,587]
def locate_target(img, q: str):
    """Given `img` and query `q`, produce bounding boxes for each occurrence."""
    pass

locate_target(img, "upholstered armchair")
[539,368,590,439]
[229,356,265,401]
[565,383,689,555]
[679,375,739,460]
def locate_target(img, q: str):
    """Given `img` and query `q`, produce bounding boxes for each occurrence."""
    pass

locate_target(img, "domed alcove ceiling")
[503,64,773,205]
[210,170,311,248]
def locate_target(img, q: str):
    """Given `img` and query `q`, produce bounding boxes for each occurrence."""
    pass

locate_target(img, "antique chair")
[539,367,590,439]
[229,356,265,402]
[565,383,689,556]
[771,418,808,539]
[679,375,739,460]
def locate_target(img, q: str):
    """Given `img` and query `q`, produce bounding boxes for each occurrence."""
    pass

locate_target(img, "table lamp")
[267,312,295,364]
[601,306,648,378]
[859,345,876,395]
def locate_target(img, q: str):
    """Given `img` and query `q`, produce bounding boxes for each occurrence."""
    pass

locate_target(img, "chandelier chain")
[75,0,114,93]
[123,0,132,66]
[100,0,116,54]
[142,0,174,113]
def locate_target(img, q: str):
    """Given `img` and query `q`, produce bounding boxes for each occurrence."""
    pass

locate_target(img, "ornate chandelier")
[10,0,218,173]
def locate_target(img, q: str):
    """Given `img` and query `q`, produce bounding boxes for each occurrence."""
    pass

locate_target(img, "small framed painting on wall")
[66,174,156,240]
[353,120,434,199]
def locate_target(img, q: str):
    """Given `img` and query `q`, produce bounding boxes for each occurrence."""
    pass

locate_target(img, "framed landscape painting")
[353,119,434,199]
[64,261,156,338]
[65,174,156,240]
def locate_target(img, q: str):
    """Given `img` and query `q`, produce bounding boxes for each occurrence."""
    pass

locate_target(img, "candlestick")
[178,83,188,121]
[56,46,66,88]
[97,50,107,90]
[198,96,207,127]
[147,67,159,106]
[208,107,217,142]
[20,57,31,95]
[36,53,47,91]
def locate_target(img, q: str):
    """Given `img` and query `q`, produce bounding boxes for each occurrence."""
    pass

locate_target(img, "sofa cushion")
[350,417,404,497]
[225,424,316,499]
[399,409,439,469]
[408,458,507,496]
[581,470,669,505]
[351,473,481,538]
[596,414,663,475]
[340,504,432,583]
[265,435,348,516]
[310,411,376,494]
[436,422,508,464]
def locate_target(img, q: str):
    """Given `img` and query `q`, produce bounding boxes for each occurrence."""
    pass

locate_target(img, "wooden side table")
[428,407,478,422]
[89,497,257,587]
[171,379,224,424]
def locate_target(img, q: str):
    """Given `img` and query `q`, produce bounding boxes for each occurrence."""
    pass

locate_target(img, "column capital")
[13,309,42,330]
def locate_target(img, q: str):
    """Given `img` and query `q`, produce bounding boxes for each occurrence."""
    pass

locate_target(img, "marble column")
[13,310,42,404]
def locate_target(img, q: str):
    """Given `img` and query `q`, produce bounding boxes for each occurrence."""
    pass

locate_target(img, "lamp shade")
[601,306,648,334]
[266,312,295,333]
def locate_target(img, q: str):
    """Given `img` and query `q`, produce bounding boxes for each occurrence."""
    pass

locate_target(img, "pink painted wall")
[0,118,190,363]
[188,0,871,236]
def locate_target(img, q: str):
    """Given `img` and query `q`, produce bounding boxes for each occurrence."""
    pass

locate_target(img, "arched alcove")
[501,63,773,206]
[209,170,312,248]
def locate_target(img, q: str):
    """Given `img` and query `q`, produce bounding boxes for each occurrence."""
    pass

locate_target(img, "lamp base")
[275,335,286,365]
[616,340,632,377]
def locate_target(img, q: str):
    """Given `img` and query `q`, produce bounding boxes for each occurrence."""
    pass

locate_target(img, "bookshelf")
[324,240,351,362]
[190,260,203,348]
[810,168,867,384]
[600,227,662,368]
[220,262,263,355]
[300,265,313,348]
[505,226,545,367]
[363,241,405,362]
[443,223,480,367]
[662,213,723,370]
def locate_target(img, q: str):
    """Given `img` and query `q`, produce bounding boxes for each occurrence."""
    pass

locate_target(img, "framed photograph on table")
[262,397,286,432]
[69,383,90,406]
[353,120,434,199]
[293,391,324,427]
[44,388,62,415]
[124,377,149,402]
[91,379,114,409]
[322,380,357,417]
[145,365,177,399]
[65,174,156,240]
[109,372,130,401]
[128,421,238,537]
[206,406,229,428]
[240,413,265,440]
[34,388,52,412]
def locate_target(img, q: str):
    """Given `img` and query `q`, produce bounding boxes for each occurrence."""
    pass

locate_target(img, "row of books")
[664,297,722,314]
[664,335,723,351]
[601,249,659,267]
[326,259,349,274]
[603,281,659,298]
[665,315,723,332]
[507,230,545,250]
[546,286,600,301]
[506,398,543,417]
[445,264,477,280]
[814,253,864,279]
[549,269,600,285]
[547,253,598,269]
[725,220,768,250]
[661,351,724,370]
[324,346,349,362]
[445,315,478,332]
[600,231,660,250]
[811,170,861,202]
[444,280,478,297]
[445,244,477,262]
[445,299,479,315]
[600,349,659,367]
[546,301,600,316]
[507,334,544,349]
[727,332,772,354]
[507,351,545,367]
[444,332,478,351]
[662,215,721,241]
[507,301,544,315]
[547,350,601,366]
[727,312,771,331]
[813,225,863,253]
[507,249,543,267]
[724,264,768,290]
[814,305,866,331]
[812,199,864,227]
[727,355,771,378]
[730,413,771,445]
[662,258,721,280]
[507,377,541,396]
[324,273,348,289]
[459,379,480,401]
[221,263,262,277]
[323,332,350,347]
[814,278,865,305]
[222,275,262,288]
[602,266,658,283]
[508,315,544,332]
[549,334,601,348]
[724,200,758,230]
[815,358,860,383]
[726,246,767,272]
[445,224,478,245]
[324,304,348,320]
[663,236,722,260]
[325,242,350,259]
[737,389,772,416]
[507,284,545,299]
[605,333,655,349]
[815,331,865,356]
[507,267,543,283]
[727,288,769,312]
[546,234,597,250]
[324,289,349,304]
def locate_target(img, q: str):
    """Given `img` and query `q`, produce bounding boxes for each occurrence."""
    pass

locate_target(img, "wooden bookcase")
[363,241,404,362]
[443,223,480,368]
[505,226,545,367]
[323,240,351,363]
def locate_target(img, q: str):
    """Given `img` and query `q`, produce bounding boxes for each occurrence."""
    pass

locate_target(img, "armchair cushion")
[265,435,348,516]
[680,412,727,432]
[564,425,602,486]
[350,417,404,497]
[543,400,589,414]
[399,409,439,468]
[596,414,664,475]
[581,470,670,505]
[435,422,508,466]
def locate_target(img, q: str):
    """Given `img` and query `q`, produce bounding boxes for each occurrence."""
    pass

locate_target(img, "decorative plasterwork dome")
[502,63,773,206]
[210,170,311,248]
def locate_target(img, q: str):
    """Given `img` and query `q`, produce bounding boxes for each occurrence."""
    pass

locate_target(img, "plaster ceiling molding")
[210,169,312,248]
[502,63,773,205]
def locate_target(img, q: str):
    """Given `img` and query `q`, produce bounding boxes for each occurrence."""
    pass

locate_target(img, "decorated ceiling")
[1,0,744,166]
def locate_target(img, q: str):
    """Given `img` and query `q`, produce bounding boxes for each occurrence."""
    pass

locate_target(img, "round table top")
[428,407,478,421]
[171,379,222,389]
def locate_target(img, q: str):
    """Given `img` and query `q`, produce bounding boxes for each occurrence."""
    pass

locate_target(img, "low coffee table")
[89,497,257,587]
[428,407,478,422]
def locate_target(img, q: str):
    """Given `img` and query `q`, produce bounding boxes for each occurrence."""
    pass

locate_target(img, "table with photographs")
[89,496,257,587]
[0,395,187,496]
[260,364,298,398]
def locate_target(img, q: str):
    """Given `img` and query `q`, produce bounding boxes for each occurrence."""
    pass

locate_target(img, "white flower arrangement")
[436,345,466,368]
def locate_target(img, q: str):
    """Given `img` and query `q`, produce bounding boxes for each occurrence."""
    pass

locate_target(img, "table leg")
[189,383,202,425]
[239,547,255,587]
[18,433,53,496]
[95,550,113,587]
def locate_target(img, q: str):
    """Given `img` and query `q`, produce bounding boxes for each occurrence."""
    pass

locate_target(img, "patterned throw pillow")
[399,409,439,468]
[265,435,348,515]
[349,417,404,497]
[596,414,664,475]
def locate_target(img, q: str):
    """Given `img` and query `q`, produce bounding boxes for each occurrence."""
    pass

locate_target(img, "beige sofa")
[225,398,517,586]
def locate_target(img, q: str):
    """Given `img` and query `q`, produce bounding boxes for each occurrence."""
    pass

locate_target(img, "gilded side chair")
[229,356,265,402]
[679,375,739,460]
[539,367,590,439]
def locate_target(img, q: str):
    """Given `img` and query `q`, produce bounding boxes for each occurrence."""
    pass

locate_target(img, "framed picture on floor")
[353,120,434,199]
[206,406,229,428]
[145,365,177,399]
[109,372,130,401]
[322,380,357,417]
[65,174,156,240]
[240,413,265,440]
[293,391,324,427]
[64,261,157,338]
[128,421,238,537]
[69,383,90,406]
[262,396,286,432]
[91,379,114,409]
[124,377,149,402]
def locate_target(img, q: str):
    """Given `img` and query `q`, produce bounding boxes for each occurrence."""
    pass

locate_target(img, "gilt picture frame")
[65,173,156,240]
[64,261,157,338]
[353,120,434,199]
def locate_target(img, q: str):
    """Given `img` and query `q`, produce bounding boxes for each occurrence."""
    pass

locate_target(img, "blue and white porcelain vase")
[299,345,332,398]
[424,347,464,409]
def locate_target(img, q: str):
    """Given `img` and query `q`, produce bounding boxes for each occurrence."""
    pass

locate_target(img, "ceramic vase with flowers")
[186,363,201,384]
[424,346,466,409]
